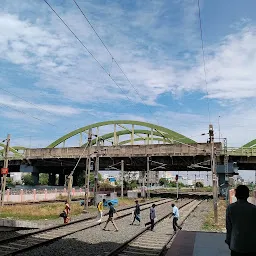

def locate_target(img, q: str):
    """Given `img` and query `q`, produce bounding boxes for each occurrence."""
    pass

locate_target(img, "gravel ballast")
[181,200,212,231]
[16,199,191,256]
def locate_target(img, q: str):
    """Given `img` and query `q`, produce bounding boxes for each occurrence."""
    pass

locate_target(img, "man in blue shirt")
[171,203,182,232]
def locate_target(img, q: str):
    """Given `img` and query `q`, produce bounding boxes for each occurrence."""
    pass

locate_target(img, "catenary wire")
[43,0,135,106]
[72,0,160,124]
[197,0,211,123]
[0,87,57,117]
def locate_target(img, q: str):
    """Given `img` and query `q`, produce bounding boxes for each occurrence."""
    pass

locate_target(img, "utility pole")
[84,128,92,210]
[175,174,179,200]
[142,171,145,198]
[93,139,100,206]
[146,156,150,199]
[121,160,124,199]
[0,134,10,206]
[67,175,73,204]
[209,124,218,224]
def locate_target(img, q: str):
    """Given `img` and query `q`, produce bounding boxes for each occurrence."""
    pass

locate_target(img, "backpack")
[59,211,67,218]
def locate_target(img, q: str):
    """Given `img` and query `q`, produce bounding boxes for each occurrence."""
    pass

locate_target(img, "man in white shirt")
[171,203,182,232]
[225,185,256,255]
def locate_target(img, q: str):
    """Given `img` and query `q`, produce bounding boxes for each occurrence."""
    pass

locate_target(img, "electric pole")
[93,139,100,206]
[121,160,124,199]
[209,124,218,224]
[84,128,92,210]
[142,171,145,198]
[0,134,10,206]
[146,156,150,199]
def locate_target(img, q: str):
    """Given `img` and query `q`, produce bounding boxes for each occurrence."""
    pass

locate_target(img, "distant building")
[139,171,160,186]
[10,172,22,183]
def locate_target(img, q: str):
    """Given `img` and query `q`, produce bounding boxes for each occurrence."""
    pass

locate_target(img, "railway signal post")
[0,134,10,206]
[175,174,179,200]
[85,128,92,210]
[209,124,218,224]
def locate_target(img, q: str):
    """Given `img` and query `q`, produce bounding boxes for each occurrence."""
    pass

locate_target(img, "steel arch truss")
[47,120,196,148]
[0,144,26,159]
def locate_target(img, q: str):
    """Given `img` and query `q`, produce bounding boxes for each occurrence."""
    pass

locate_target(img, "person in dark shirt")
[130,200,141,225]
[103,202,119,231]
[225,185,256,255]
[145,204,156,231]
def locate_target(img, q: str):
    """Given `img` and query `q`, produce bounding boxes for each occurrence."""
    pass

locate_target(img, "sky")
[1,0,256,181]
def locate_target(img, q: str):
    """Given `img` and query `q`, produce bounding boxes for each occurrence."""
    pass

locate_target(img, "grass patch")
[117,197,149,207]
[202,199,227,232]
[0,197,158,221]
[0,202,97,221]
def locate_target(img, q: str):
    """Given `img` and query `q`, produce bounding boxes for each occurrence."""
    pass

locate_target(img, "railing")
[226,147,256,156]
[2,146,256,161]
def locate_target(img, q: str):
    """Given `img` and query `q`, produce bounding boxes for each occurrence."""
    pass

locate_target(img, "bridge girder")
[0,143,26,157]
[47,120,195,148]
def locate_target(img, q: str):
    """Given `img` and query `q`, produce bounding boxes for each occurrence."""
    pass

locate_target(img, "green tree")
[6,177,15,187]
[21,174,34,186]
[195,181,204,188]
[159,178,169,186]
[76,171,103,187]
[39,173,49,185]
[169,181,177,187]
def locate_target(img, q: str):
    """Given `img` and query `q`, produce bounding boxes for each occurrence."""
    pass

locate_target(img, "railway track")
[107,199,202,256]
[0,198,171,255]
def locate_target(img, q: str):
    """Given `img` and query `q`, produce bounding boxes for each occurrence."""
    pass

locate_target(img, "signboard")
[1,168,8,175]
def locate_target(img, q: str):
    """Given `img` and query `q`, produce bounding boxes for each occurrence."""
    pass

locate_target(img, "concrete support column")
[218,173,228,197]
[59,173,65,186]
[131,124,134,145]
[32,173,39,185]
[48,173,56,186]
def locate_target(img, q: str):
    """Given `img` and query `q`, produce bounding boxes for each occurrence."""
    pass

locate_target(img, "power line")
[72,0,160,122]
[197,0,211,123]
[0,87,56,116]
[43,0,134,106]
[0,103,57,127]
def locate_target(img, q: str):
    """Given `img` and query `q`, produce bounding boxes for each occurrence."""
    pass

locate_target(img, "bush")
[195,181,204,188]
[159,178,169,186]
[21,174,34,186]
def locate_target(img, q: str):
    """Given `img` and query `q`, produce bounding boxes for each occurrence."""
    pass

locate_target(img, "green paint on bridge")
[47,120,196,148]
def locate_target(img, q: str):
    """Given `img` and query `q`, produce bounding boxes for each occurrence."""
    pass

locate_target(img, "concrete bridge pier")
[32,172,39,185]
[58,173,65,186]
[48,173,56,186]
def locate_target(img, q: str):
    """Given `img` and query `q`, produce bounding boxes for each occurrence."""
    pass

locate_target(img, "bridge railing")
[226,147,256,156]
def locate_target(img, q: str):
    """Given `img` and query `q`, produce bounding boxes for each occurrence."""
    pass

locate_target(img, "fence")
[3,188,85,203]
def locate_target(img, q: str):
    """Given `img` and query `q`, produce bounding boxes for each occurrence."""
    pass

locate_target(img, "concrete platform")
[166,231,230,256]
[0,218,44,229]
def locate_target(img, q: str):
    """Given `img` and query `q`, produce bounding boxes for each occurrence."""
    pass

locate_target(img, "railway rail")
[0,198,171,255]
[107,199,202,256]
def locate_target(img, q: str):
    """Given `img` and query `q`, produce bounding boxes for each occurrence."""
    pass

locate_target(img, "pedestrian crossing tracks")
[0,198,170,256]
[110,200,202,256]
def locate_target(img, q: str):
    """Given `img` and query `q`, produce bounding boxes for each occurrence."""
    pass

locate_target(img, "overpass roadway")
[2,143,256,179]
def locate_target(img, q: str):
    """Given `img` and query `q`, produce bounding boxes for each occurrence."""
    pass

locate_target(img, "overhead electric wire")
[197,0,211,123]
[0,87,56,116]
[43,0,134,106]
[72,0,160,122]
[0,103,57,127]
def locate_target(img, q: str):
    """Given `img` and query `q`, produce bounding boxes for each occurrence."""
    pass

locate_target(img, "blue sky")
[1,0,256,155]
